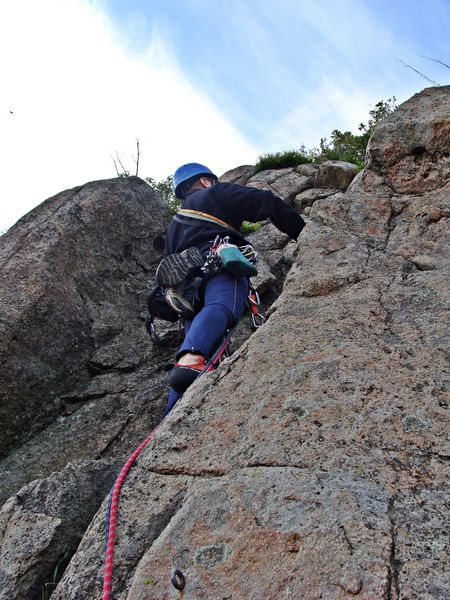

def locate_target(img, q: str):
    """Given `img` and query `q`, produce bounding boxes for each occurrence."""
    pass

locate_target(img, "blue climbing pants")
[163,271,249,417]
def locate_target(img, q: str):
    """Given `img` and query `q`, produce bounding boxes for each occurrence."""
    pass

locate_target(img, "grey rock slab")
[219,165,255,185]
[0,358,168,504]
[247,168,313,201]
[293,187,340,213]
[314,160,359,191]
[124,469,394,599]
[0,459,118,600]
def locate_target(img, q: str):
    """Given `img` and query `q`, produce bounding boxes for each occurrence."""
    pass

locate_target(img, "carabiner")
[251,312,265,328]
[248,288,260,306]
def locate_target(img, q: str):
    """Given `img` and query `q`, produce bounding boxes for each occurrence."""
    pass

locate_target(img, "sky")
[1,0,449,231]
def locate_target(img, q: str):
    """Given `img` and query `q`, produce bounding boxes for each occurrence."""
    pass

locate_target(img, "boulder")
[0,460,118,600]
[293,187,340,213]
[314,160,359,191]
[366,85,450,194]
[247,167,313,201]
[0,177,168,458]
[219,165,255,185]
[247,221,292,251]
[295,163,320,178]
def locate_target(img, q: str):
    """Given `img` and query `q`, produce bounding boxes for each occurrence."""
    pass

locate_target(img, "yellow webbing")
[177,208,240,234]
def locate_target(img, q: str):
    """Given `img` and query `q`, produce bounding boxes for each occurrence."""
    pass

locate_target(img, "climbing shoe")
[168,355,206,393]
[166,287,196,320]
[156,247,205,288]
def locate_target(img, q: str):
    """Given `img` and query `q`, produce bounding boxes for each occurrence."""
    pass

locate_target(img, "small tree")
[145,176,180,215]
[112,138,140,177]
[317,97,397,166]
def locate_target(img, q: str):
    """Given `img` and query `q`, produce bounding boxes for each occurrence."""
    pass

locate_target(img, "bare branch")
[115,152,128,174]
[397,59,441,86]
[133,138,140,177]
[111,152,130,177]
[420,56,450,70]
[111,154,121,177]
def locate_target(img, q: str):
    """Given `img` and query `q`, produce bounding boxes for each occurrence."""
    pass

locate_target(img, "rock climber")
[160,162,306,416]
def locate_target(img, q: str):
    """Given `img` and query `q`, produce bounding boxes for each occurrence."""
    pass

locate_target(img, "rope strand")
[101,332,233,598]
[102,426,161,599]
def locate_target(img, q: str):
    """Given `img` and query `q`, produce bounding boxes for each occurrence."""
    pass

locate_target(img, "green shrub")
[254,147,313,173]
[316,97,397,167]
[240,221,263,234]
[316,130,370,167]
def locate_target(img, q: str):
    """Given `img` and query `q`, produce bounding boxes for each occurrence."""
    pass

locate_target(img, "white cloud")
[0,0,257,231]
[263,76,376,152]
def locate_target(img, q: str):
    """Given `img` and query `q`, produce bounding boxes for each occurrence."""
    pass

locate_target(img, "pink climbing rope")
[101,332,233,598]
[102,424,161,600]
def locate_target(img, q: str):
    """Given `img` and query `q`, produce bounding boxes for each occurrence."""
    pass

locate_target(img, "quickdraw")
[248,288,265,328]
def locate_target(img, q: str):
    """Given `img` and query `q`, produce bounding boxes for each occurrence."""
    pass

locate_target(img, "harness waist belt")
[176,209,240,235]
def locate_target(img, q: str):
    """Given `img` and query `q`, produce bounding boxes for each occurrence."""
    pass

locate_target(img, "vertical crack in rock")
[96,414,133,457]
[375,283,394,335]
[384,195,396,249]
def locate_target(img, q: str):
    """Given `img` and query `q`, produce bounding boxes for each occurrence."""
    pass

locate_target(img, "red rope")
[101,332,232,598]
[102,424,161,600]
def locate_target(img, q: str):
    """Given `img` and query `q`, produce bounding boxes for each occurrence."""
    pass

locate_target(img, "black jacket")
[165,182,305,255]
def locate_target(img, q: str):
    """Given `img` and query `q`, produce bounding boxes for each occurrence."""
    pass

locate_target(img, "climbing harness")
[147,235,260,344]
[174,208,241,235]
[101,331,233,599]
[146,276,204,344]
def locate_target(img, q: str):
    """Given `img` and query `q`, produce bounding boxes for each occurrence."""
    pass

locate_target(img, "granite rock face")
[246,166,314,201]
[0,173,296,598]
[0,177,168,458]
[51,86,449,599]
[1,86,449,600]
[219,165,255,185]
[0,460,119,600]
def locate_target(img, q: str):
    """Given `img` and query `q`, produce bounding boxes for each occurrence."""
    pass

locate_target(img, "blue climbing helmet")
[172,163,218,199]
